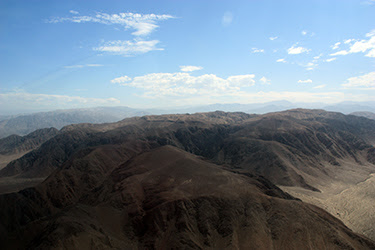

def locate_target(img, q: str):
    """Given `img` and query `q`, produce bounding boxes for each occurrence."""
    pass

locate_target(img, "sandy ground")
[281,173,375,241]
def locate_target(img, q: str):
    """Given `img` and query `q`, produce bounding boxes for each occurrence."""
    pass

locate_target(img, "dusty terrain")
[281,171,375,240]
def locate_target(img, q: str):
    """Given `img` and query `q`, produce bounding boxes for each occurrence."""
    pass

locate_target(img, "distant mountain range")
[350,111,375,120]
[1,101,375,139]
[0,106,151,138]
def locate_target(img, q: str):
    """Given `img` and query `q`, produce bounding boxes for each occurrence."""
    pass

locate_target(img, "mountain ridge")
[2,101,375,139]
[1,109,375,247]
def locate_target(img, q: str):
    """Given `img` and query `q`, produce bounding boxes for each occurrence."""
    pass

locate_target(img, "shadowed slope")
[2,109,375,195]
[0,127,59,169]
[2,146,374,249]
[1,110,375,243]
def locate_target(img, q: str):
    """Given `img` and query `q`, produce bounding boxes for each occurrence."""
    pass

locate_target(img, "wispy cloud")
[304,62,317,71]
[276,58,286,63]
[362,0,375,5]
[287,44,311,54]
[313,54,323,60]
[251,48,264,53]
[94,40,163,56]
[330,29,375,58]
[301,30,315,37]
[269,36,278,41]
[313,84,326,89]
[342,72,375,89]
[64,64,104,69]
[330,50,349,56]
[325,58,336,62]
[332,42,341,50]
[344,39,354,44]
[260,76,271,85]
[179,66,203,72]
[111,76,132,84]
[48,11,175,36]
[69,10,79,15]
[222,11,233,27]
[298,79,313,84]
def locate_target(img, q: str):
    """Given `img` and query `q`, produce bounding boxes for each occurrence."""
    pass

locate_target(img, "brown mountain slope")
[1,109,375,240]
[1,109,375,201]
[1,146,374,249]
[0,127,58,168]
[0,128,59,194]
[3,109,375,190]
[0,111,254,178]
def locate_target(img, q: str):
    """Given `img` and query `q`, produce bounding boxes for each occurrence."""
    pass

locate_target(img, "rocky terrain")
[1,109,375,249]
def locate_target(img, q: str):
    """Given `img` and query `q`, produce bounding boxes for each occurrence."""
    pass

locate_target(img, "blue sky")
[1,0,375,114]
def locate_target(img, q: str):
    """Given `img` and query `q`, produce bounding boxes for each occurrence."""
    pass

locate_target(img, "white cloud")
[260,76,271,85]
[111,76,132,84]
[332,42,341,50]
[64,64,103,69]
[0,92,120,110]
[367,30,375,37]
[313,84,326,89]
[251,48,264,53]
[330,50,349,56]
[180,66,203,72]
[342,72,375,89]
[222,12,233,27]
[112,72,256,97]
[325,58,336,62]
[276,58,286,63]
[48,12,175,36]
[106,73,375,105]
[269,36,278,41]
[366,49,375,57]
[298,79,313,84]
[330,30,375,58]
[313,54,323,60]
[348,34,375,57]
[304,62,317,71]
[69,10,79,15]
[301,30,315,37]
[94,40,163,56]
[287,44,311,54]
